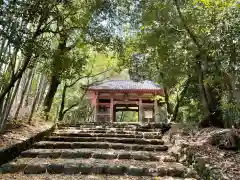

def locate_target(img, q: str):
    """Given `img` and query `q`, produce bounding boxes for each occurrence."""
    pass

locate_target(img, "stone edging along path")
[0,125,55,166]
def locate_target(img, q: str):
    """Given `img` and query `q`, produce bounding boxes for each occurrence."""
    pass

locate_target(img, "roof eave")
[88,88,164,94]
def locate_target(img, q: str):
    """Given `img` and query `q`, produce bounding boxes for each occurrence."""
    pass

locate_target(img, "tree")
[0,0,73,131]
[119,0,240,127]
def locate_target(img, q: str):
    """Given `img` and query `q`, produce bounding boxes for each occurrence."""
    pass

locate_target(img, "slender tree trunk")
[163,87,173,115]
[228,44,239,103]
[28,75,44,123]
[0,92,12,133]
[197,59,224,128]
[42,33,71,120]
[86,107,94,122]
[58,83,67,121]
[0,13,45,110]
[36,76,48,109]
[0,46,19,131]
[196,60,211,116]
[24,68,36,107]
[0,54,32,108]
[43,74,60,120]
[3,79,21,125]
[171,77,191,122]
[14,69,34,119]
[0,40,9,71]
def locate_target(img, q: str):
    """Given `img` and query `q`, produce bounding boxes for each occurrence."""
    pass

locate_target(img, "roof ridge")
[88,79,161,91]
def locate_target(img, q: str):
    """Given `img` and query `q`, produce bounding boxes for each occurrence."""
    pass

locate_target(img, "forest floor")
[166,124,240,180]
[0,118,53,149]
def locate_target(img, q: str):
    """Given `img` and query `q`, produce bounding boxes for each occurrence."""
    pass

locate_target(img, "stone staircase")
[0,123,196,179]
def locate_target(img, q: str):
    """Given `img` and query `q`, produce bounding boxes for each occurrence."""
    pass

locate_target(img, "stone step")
[21,149,176,162]
[57,122,170,129]
[34,141,169,151]
[52,132,162,139]
[0,174,196,180]
[55,129,162,135]
[57,122,142,128]
[44,136,165,145]
[1,157,186,177]
[57,127,161,133]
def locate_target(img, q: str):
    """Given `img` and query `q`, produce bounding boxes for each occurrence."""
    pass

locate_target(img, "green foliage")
[118,0,240,126]
[1,0,240,127]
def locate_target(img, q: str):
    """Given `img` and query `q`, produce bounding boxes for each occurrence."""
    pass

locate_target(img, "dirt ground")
[0,119,53,149]
[166,125,240,180]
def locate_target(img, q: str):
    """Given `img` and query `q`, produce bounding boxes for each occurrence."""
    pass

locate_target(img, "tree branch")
[173,0,203,50]
[66,67,113,88]
[62,89,88,115]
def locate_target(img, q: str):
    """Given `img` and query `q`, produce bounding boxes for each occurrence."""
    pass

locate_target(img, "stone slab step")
[34,141,169,151]
[45,136,165,145]
[57,122,142,128]
[52,132,162,139]
[58,127,159,132]
[1,157,186,177]
[55,129,162,135]
[21,149,176,162]
[0,174,196,180]
[57,122,170,129]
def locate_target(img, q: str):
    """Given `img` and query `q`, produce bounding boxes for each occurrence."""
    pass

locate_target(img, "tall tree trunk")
[2,79,21,127]
[86,107,94,122]
[196,60,211,117]
[197,59,224,128]
[43,74,60,120]
[228,44,239,103]
[58,83,67,121]
[42,33,71,120]
[14,69,34,119]
[0,40,9,71]
[163,87,173,115]
[0,46,19,131]
[24,68,36,107]
[0,13,45,110]
[0,54,32,108]
[171,77,191,122]
[28,75,44,123]
[0,91,12,133]
[36,76,48,109]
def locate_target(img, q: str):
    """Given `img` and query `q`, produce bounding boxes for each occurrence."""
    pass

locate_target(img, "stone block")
[110,144,125,149]
[0,162,25,173]
[79,164,93,174]
[132,145,144,151]
[126,167,146,176]
[24,164,46,174]
[61,150,77,158]
[98,143,110,149]
[117,152,131,159]
[92,153,117,159]
[132,154,149,161]
[47,164,64,174]
[63,163,79,174]
[92,165,104,174]
[104,165,126,175]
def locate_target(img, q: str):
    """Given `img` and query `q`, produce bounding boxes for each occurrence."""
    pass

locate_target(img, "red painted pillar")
[110,97,114,123]
[139,98,143,124]
[94,92,98,122]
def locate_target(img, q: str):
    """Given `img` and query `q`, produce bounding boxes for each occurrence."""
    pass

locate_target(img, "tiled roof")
[88,80,161,91]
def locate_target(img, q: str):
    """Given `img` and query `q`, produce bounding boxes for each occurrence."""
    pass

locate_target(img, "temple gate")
[87,80,164,124]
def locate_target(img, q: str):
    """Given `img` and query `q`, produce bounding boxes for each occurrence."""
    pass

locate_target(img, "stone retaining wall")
[0,126,55,166]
